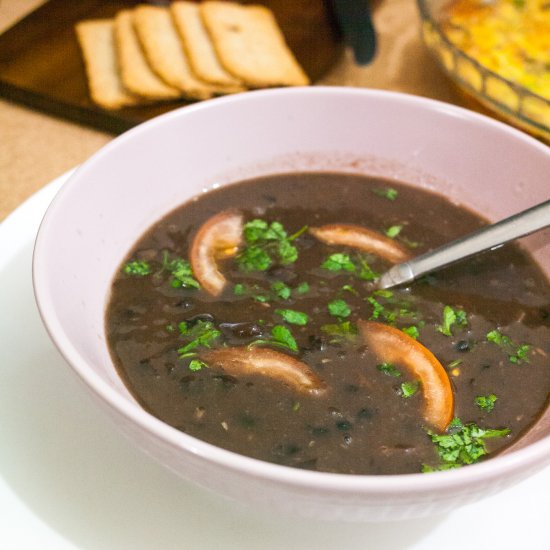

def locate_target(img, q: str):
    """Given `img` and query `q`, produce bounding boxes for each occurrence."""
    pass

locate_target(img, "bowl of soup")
[33,87,550,521]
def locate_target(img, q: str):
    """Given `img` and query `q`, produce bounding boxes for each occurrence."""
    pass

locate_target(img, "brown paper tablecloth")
[0,0,466,222]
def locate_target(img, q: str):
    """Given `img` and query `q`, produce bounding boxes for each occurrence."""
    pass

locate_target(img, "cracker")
[170,1,244,92]
[75,19,141,110]
[133,5,215,100]
[114,9,182,100]
[200,1,310,88]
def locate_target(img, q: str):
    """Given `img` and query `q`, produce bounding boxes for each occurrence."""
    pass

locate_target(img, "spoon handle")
[377,198,550,290]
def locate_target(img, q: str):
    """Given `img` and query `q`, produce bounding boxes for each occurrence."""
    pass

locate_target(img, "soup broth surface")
[106,173,550,474]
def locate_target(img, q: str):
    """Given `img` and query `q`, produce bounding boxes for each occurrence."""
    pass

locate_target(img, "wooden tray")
[0,0,343,134]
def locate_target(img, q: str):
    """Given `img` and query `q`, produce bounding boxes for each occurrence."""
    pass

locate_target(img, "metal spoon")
[377,198,550,290]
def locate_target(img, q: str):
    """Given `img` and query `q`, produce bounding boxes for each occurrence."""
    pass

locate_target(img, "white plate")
[1,170,548,550]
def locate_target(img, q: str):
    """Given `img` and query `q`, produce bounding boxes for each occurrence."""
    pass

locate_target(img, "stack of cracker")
[75,1,310,110]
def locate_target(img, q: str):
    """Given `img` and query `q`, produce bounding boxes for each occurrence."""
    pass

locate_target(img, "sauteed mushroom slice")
[358,320,454,432]
[200,346,326,395]
[309,224,410,263]
[190,210,243,296]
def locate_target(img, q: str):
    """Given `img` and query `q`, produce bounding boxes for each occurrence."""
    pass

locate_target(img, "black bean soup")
[106,173,550,475]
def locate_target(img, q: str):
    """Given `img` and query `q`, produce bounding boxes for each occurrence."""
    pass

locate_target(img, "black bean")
[219,322,263,343]
[212,374,238,389]
[336,420,352,431]
[455,340,470,352]
[357,407,374,419]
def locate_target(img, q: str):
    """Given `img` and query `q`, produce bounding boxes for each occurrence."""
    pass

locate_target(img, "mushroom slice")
[358,320,454,432]
[190,210,243,296]
[200,346,326,395]
[309,224,410,263]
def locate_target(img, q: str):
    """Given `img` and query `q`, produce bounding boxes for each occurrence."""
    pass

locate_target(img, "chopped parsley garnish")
[437,305,468,336]
[177,320,221,357]
[366,292,417,324]
[377,362,401,377]
[233,283,246,295]
[249,324,298,352]
[237,219,300,272]
[400,380,420,398]
[367,296,393,322]
[271,280,291,300]
[322,253,356,272]
[402,325,420,339]
[373,289,393,299]
[486,329,530,364]
[447,359,463,369]
[321,253,378,281]
[475,394,498,412]
[188,359,208,372]
[233,280,310,305]
[123,260,151,276]
[384,225,403,239]
[162,252,200,289]
[328,298,351,318]
[423,418,510,471]
[357,256,379,281]
[321,321,357,342]
[294,281,310,295]
[373,187,398,201]
[275,308,309,326]
[341,284,359,296]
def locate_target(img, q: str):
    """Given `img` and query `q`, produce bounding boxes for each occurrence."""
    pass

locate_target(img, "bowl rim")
[33,86,550,494]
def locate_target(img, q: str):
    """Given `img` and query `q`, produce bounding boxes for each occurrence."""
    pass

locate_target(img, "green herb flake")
[271,325,298,352]
[510,344,531,364]
[447,359,463,369]
[320,321,357,341]
[237,245,272,272]
[402,325,420,339]
[162,253,200,289]
[437,305,468,337]
[294,282,310,295]
[271,280,291,300]
[475,394,498,412]
[328,298,351,318]
[367,296,386,320]
[373,187,398,201]
[400,380,420,398]
[423,418,510,471]
[233,283,246,296]
[486,329,530,364]
[177,320,221,357]
[357,256,379,281]
[341,284,359,296]
[373,289,393,299]
[275,308,309,326]
[123,260,151,276]
[249,324,299,352]
[384,225,403,239]
[237,219,299,272]
[321,253,356,273]
[189,359,208,372]
[377,362,401,377]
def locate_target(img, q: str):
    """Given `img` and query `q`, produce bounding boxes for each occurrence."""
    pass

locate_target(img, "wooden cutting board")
[0,0,343,134]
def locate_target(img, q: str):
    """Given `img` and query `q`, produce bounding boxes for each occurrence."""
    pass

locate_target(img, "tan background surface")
[0,0,465,222]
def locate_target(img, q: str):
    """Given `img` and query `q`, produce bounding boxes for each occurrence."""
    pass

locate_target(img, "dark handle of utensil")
[331,0,377,65]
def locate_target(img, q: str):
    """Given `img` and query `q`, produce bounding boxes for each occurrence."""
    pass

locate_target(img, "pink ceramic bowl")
[33,87,550,521]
